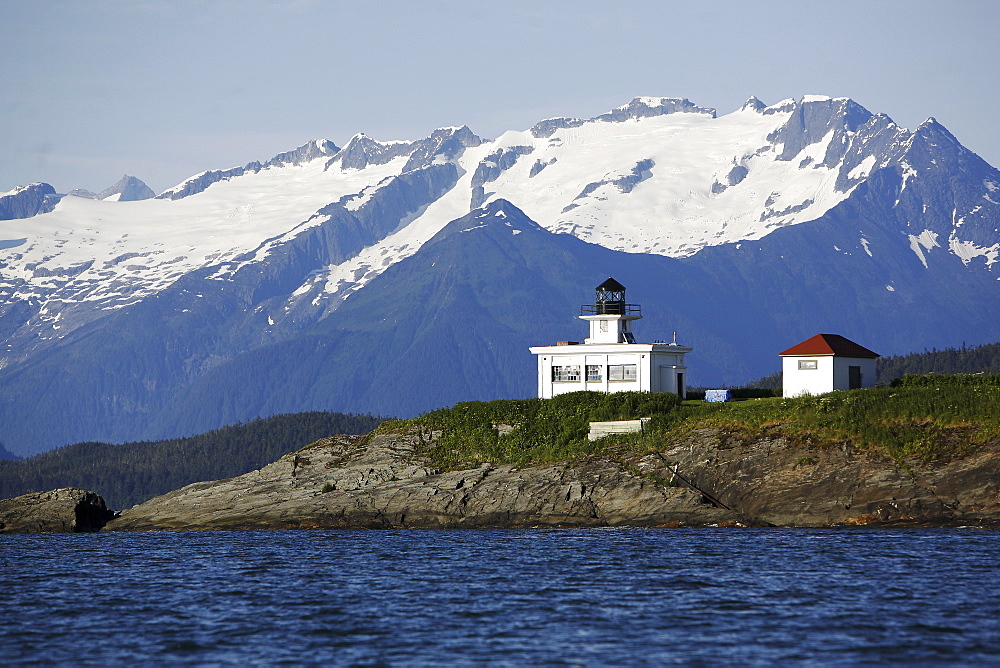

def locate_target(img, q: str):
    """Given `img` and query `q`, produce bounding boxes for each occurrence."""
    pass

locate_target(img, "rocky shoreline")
[3,425,998,533]
[0,487,116,533]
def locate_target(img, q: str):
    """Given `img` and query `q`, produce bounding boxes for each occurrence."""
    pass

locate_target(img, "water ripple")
[1,529,998,665]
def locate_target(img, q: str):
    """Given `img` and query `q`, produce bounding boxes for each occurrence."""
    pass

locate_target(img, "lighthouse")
[528,278,692,399]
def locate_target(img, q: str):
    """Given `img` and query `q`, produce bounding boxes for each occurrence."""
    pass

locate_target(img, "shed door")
[848,366,862,389]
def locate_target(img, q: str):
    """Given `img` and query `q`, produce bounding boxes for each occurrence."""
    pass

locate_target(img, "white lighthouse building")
[529,278,692,399]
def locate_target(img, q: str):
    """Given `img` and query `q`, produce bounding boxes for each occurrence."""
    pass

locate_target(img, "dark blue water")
[2,529,998,665]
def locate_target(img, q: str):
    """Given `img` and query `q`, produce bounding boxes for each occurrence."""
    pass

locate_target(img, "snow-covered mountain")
[1,95,999,455]
[0,183,60,220]
[97,174,155,202]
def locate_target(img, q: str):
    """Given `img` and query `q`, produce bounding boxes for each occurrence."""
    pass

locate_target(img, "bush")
[891,373,1000,388]
[398,391,682,468]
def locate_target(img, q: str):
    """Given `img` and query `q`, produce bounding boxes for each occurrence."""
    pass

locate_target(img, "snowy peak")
[597,96,717,122]
[98,174,155,202]
[0,182,59,220]
[265,139,339,168]
[442,199,541,237]
[741,96,767,112]
[330,126,483,172]
[531,97,715,138]
[768,96,874,162]
[158,138,340,200]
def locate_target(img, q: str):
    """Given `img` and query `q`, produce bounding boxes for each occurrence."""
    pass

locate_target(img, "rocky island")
[102,423,999,532]
[4,380,999,533]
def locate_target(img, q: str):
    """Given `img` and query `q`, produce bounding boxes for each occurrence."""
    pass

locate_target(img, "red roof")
[778,334,879,358]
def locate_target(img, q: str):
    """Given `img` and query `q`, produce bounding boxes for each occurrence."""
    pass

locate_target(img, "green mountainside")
[0,412,384,509]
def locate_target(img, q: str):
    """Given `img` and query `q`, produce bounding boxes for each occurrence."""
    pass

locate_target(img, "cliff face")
[104,426,1000,531]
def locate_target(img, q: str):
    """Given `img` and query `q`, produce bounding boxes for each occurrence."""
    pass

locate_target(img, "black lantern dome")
[581,277,641,316]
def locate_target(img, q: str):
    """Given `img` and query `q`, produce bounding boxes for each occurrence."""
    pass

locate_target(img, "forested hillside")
[0,412,384,509]
[878,342,1000,381]
[744,341,1000,390]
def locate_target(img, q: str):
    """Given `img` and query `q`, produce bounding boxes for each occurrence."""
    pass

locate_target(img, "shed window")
[798,360,818,370]
[552,365,581,382]
[608,364,637,381]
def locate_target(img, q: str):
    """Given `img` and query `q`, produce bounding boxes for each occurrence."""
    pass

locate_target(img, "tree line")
[0,411,384,510]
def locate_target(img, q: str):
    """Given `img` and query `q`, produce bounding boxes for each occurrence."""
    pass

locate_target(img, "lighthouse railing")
[580,303,642,316]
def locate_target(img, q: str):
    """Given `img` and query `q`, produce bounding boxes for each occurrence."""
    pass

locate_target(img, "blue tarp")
[704,389,732,403]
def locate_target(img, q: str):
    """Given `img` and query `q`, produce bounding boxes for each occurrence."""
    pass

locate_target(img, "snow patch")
[848,155,877,180]
[949,235,1000,267]
[907,229,940,268]
[860,238,873,257]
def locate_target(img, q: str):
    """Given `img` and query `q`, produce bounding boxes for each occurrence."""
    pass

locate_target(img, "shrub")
[403,391,682,468]
[891,373,1000,388]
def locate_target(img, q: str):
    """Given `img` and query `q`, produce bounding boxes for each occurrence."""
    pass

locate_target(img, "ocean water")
[2,529,998,666]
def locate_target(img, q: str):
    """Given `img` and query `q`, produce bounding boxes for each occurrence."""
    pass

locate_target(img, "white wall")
[535,348,687,398]
[783,356,878,397]
[782,356,834,397]
[832,357,878,390]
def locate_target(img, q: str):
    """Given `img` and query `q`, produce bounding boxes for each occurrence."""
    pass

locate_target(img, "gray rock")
[328,127,482,173]
[594,97,716,123]
[470,146,534,207]
[0,487,115,533]
[530,98,715,139]
[265,139,339,168]
[98,175,155,201]
[0,183,60,220]
[102,418,1000,532]
[158,140,339,200]
[563,159,655,211]
[156,162,262,200]
[105,431,737,531]
[640,427,1000,527]
[530,117,587,139]
[528,158,556,177]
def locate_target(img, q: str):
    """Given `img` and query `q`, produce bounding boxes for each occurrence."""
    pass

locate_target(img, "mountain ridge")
[1,94,999,455]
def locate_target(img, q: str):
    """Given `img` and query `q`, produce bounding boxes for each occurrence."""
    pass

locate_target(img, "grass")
[376,378,1000,470]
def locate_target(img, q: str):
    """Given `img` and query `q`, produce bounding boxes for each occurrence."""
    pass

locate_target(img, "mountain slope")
[1,95,999,455]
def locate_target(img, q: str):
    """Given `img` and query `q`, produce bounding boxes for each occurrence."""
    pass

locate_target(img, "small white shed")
[778,334,879,398]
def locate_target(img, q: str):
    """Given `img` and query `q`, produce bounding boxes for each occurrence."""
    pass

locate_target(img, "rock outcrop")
[0,182,60,220]
[634,427,1000,527]
[0,488,116,533]
[103,425,1000,532]
[105,431,739,531]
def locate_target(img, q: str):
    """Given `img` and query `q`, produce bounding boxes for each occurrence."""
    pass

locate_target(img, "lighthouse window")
[552,365,581,382]
[586,365,602,382]
[608,364,637,381]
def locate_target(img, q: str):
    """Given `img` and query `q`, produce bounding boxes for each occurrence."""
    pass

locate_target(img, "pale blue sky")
[3,0,998,194]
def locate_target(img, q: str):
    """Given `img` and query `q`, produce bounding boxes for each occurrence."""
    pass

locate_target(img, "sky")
[3,0,999,195]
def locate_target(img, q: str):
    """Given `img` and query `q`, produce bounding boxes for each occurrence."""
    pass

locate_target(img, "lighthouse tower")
[529,278,692,399]
[580,277,641,344]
